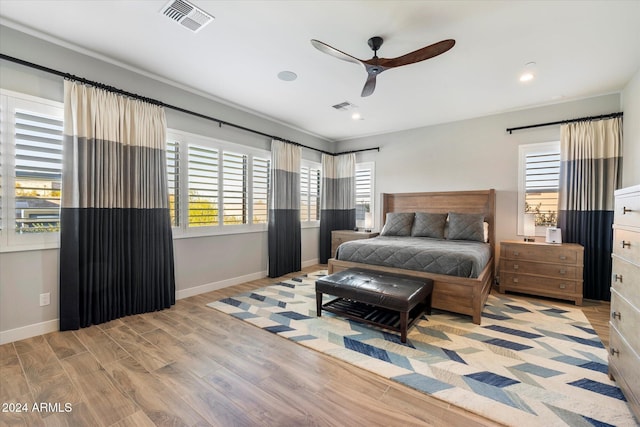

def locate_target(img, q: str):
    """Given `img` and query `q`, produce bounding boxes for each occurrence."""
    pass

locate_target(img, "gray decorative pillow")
[411,212,447,238]
[380,212,414,236]
[447,212,485,242]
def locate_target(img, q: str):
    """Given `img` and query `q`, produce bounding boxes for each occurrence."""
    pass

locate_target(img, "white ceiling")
[1,1,639,142]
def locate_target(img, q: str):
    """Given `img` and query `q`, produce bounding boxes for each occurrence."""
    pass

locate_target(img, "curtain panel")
[59,81,175,330]
[319,153,356,263]
[557,117,622,301]
[268,140,301,277]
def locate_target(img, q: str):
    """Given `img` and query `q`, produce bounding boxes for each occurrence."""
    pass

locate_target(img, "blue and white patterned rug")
[207,271,637,426]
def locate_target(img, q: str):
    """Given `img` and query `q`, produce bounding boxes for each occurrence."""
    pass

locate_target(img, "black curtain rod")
[506,112,623,134]
[0,53,380,157]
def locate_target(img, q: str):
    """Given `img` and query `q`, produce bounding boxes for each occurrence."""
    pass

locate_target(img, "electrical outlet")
[39,292,50,307]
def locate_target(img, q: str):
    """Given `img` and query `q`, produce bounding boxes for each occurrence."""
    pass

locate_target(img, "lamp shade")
[524,213,536,237]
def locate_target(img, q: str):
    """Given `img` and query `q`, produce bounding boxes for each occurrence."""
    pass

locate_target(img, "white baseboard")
[302,258,320,268]
[0,319,59,345]
[175,270,267,300]
[1,263,320,344]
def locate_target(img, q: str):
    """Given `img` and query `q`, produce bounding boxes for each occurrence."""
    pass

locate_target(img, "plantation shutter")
[252,156,270,224]
[525,151,560,220]
[222,151,247,225]
[188,144,219,226]
[14,108,63,233]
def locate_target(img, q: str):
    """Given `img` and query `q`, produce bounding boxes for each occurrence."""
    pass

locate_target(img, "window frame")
[355,161,375,230]
[0,90,64,253]
[517,141,560,237]
[168,129,271,238]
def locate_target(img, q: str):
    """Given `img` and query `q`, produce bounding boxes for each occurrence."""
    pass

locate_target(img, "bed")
[328,189,496,324]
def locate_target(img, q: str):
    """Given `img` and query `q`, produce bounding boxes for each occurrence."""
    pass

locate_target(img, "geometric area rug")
[207,271,638,427]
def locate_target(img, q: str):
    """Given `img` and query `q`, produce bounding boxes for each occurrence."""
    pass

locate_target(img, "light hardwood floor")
[0,265,610,427]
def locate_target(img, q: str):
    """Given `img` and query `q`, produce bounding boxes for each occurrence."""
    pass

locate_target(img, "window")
[252,157,269,224]
[518,142,560,235]
[0,91,64,252]
[300,163,320,223]
[166,140,180,227]
[188,144,219,227]
[168,130,270,236]
[222,151,247,225]
[355,162,375,229]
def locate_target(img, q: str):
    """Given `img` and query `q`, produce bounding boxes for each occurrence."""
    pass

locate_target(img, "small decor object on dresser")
[609,184,640,422]
[499,240,584,305]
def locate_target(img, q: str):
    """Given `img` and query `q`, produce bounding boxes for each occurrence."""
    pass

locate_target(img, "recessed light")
[351,112,362,120]
[277,71,297,81]
[519,62,536,82]
[519,72,534,82]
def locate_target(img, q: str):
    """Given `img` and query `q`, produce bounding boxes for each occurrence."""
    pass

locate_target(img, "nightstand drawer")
[500,272,576,293]
[503,245,579,265]
[501,259,579,279]
[331,230,379,258]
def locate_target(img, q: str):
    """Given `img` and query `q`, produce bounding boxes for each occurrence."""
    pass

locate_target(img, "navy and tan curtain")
[268,140,301,278]
[319,153,356,263]
[59,80,176,330]
[557,117,622,301]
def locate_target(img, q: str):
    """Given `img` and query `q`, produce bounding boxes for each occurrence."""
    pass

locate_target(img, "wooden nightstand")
[331,230,379,258]
[499,240,584,305]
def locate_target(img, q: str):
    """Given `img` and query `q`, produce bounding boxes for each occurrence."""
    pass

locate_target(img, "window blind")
[222,151,247,225]
[14,109,63,233]
[252,157,269,224]
[188,144,218,226]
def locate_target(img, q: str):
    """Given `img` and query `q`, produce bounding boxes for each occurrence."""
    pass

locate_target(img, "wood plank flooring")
[0,265,611,427]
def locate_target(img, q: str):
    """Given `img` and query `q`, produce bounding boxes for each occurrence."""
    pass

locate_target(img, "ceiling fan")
[311,36,455,97]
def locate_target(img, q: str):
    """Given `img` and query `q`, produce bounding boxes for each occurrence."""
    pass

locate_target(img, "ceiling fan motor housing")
[368,36,384,53]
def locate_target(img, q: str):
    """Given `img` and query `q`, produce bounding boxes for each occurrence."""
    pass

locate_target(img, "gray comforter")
[335,236,492,278]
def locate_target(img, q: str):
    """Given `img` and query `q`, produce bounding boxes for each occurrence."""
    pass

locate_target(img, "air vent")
[161,0,214,33]
[332,101,357,111]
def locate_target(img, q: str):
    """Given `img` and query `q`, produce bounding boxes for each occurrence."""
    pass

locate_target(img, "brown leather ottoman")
[316,268,433,343]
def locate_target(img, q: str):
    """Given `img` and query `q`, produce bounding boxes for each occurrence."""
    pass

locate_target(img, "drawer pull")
[621,240,631,249]
[513,251,519,256]
[559,255,567,260]
[612,311,621,320]
[613,274,623,283]
[559,269,566,275]
[610,348,619,357]
[559,284,566,289]
[512,278,519,284]
[623,206,633,214]
[513,264,519,270]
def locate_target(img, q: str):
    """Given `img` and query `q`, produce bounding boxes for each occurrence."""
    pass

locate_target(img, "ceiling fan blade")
[310,39,363,66]
[379,39,455,68]
[361,72,377,97]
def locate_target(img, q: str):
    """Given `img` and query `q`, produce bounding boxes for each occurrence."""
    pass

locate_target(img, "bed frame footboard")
[328,258,493,325]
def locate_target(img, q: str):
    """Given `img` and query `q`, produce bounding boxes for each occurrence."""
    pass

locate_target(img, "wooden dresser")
[330,230,379,258]
[499,240,584,305]
[609,185,640,421]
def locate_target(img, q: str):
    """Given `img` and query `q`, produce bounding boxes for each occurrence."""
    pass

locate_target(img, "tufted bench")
[315,268,433,343]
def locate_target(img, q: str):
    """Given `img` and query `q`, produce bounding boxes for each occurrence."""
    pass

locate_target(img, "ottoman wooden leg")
[316,292,322,317]
[400,311,408,343]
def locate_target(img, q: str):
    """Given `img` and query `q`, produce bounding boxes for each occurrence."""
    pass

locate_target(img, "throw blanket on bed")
[336,236,491,278]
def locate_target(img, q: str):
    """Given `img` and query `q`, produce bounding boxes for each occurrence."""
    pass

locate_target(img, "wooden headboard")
[381,189,496,254]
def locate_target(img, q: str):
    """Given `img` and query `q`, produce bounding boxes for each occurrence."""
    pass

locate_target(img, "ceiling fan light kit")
[311,36,455,97]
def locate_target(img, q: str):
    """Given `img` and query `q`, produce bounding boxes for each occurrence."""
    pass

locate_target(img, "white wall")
[341,94,622,255]
[0,25,329,342]
[621,68,640,188]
